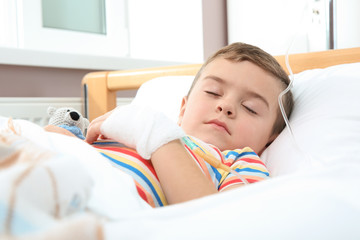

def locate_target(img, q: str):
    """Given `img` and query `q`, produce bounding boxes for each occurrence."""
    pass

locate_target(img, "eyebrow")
[203,75,225,84]
[203,75,270,108]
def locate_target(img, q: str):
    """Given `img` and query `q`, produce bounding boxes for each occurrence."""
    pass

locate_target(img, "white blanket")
[1,117,360,239]
[0,117,150,238]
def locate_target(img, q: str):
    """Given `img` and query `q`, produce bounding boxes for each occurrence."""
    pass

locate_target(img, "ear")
[47,106,57,117]
[177,96,188,126]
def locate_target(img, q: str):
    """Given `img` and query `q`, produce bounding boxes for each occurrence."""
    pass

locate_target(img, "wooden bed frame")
[82,47,360,121]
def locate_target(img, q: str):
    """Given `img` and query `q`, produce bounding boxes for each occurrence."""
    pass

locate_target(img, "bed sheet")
[106,163,360,240]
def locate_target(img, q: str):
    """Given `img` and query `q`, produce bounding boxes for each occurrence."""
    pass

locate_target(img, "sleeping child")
[47,42,294,207]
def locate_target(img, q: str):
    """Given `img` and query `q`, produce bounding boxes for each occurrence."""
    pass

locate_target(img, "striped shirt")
[92,136,269,208]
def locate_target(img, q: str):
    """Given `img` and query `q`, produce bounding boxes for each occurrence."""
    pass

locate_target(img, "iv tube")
[182,136,249,185]
[277,6,315,167]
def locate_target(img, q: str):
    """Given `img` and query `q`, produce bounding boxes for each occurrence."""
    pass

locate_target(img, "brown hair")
[188,42,294,135]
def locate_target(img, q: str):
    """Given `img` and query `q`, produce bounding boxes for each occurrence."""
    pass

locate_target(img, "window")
[42,0,107,35]
[0,0,204,69]
[16,0,128,57]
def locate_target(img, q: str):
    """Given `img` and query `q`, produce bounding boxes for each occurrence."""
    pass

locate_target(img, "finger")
[99,134,108,140]
[85,121,103,144]
[86,109,115,143]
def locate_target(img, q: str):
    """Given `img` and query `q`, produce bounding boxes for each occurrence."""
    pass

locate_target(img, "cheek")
[235,116,255,130]
[233,118,265,141]
[183,103,202,122]
[180,98,206,126]
[250,123,274,150]
[185,96,205,113]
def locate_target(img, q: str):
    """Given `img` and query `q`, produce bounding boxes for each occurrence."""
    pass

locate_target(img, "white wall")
[0,1,17,48]
[227,0,360,55]
[227,0,310,55]
[127,0,204,63]
[336,0,360,49]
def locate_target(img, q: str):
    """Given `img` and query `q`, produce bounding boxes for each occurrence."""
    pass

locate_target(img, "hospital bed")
[1,47,360,239]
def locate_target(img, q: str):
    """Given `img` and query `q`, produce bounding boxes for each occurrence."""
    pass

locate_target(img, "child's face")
[178,58,283,154]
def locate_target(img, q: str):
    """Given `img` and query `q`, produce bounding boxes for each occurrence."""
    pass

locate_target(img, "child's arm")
[151,139,218,204]
[86,105,219,204]
[44,125,77,138]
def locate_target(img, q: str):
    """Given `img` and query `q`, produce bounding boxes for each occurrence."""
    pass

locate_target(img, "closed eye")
[244,105,257,115]
[205,91,220,97]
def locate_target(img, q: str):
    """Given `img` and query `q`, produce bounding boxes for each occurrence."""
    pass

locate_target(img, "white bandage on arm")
[100,105,186,159]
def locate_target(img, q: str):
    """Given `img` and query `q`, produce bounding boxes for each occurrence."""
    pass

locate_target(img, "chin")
[202,138,227,151]
[186,131,228,150]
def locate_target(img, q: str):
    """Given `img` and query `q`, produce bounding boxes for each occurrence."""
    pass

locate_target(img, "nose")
[70,111,80,121]
[217,102,235,118]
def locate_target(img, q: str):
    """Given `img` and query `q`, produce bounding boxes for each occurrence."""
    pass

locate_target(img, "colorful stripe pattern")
[92,137,270,207]
[92,141,166,208]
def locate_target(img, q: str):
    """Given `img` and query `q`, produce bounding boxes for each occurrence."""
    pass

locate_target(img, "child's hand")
[85,110,113,144]
[99,104,185,159]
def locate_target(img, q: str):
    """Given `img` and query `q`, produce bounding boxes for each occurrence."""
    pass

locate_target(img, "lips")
[207,119,230,135]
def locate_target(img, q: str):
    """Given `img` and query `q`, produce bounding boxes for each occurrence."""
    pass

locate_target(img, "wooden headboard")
[82,47,360,121]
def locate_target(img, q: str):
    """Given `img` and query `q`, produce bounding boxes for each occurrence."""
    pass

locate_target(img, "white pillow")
[132,63,360,177]
[132,76,194,122]
[261,62,360,176]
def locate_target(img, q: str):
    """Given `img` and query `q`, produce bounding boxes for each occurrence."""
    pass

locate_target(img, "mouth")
[207,119,231,135]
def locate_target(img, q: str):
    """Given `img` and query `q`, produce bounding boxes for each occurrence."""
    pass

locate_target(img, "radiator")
[0,97,132,126]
